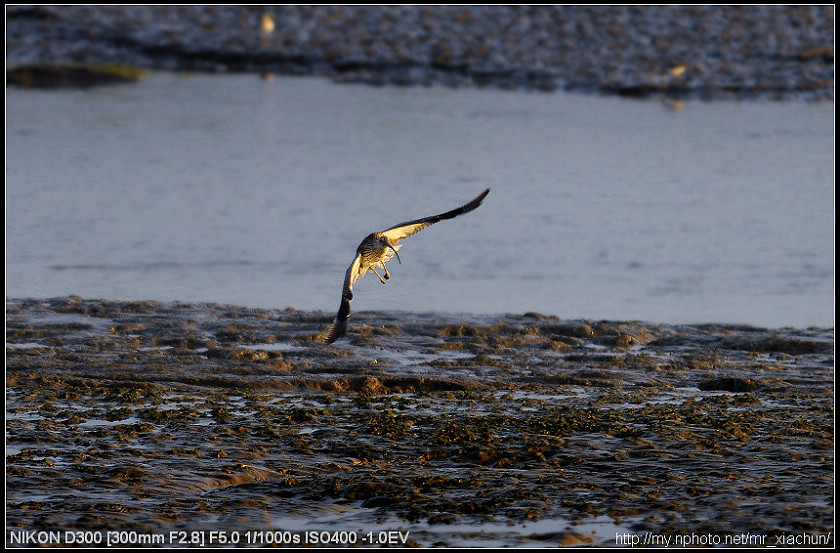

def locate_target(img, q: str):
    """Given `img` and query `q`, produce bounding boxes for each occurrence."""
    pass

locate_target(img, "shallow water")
[5,73,834,328]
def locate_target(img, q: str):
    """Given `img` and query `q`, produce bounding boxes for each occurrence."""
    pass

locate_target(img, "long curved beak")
[387,244,402,264]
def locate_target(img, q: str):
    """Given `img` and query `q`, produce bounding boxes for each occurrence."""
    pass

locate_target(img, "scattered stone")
[698,377,759,392]
[6,63,148,89]
[5,5,833,99]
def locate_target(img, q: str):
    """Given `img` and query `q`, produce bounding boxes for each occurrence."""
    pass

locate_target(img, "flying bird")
[323,188,490,343]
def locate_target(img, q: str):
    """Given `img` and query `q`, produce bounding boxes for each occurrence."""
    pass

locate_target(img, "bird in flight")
[323,188,490,343]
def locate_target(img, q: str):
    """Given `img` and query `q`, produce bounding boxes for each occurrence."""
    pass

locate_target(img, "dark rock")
[698,377,758,392]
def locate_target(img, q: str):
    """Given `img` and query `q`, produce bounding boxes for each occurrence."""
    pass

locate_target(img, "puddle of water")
[243,342,306,352]
[78,416,144,428]
[5,342,47,349]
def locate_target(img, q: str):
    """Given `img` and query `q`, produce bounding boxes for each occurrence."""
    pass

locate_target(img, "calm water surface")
[6,73,834,328]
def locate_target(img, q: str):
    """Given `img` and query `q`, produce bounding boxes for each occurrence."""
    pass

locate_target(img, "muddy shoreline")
[5,297,834,547]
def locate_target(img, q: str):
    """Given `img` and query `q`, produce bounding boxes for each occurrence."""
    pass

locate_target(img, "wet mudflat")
[5,297,834,547]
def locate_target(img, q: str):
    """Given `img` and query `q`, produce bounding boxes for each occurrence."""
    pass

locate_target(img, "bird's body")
[355,232,403,285]
[324,189,490,343]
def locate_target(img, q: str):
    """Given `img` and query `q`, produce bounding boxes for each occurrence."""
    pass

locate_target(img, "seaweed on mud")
[4,298,834,545]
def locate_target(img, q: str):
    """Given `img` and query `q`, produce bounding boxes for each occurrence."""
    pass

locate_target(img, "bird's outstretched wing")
[324,253,362,343]
[379,188,490,243]
[324,188,490,344]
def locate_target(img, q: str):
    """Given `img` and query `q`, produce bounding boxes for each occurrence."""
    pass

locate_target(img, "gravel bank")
[5,5,834,99]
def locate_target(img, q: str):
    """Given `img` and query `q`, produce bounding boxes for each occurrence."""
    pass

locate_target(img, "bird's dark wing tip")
[323,294,352,344]
[322,323,345,344]
[453,187,490,217]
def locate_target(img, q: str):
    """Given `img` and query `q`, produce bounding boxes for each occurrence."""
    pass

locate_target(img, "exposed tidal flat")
[5,297,834,547]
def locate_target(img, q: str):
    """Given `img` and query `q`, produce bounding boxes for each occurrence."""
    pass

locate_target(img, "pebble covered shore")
[5,5,834,99]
